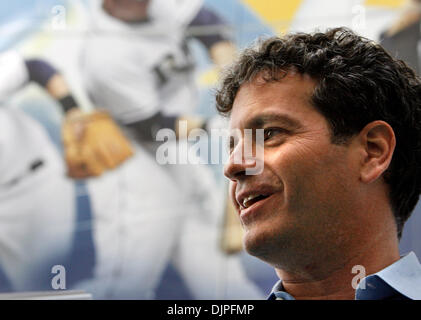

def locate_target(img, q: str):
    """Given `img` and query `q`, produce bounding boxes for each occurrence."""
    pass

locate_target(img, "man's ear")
[359,120,396,184]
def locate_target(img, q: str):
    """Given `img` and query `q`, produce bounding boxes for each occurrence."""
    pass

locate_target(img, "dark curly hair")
[216,27,421,239]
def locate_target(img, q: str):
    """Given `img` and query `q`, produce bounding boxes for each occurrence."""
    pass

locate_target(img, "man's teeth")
[242,194,262,208]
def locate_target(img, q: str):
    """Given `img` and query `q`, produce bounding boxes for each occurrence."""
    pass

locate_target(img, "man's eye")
[264,128,284,141]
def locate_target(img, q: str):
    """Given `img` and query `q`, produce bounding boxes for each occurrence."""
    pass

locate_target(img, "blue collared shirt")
[268,251,421,300]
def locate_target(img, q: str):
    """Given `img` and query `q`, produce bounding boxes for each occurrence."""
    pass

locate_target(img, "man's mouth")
[239,194,270,210]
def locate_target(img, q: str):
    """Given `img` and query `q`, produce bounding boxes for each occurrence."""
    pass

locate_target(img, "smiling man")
[216,27,421,300]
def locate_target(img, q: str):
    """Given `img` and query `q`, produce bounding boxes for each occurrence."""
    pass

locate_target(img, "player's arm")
[126,111,208,141]
[126,109,229,142]
[25,58,133,178]
[24,59,79,114]
[381,0,421,37]
[188,6,237,70]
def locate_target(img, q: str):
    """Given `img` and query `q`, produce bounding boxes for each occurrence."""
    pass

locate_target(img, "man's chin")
[243,229,277,262]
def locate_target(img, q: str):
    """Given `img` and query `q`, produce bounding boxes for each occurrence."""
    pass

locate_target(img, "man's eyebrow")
[244,113,302,129]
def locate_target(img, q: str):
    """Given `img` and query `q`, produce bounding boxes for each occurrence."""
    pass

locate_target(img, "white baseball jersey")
[0,50,74,291]
[81,0,203,124]
[73,1,264,299]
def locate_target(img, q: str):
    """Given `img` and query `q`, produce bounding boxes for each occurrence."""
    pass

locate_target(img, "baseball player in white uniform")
[71,0,264,299]
[0,50,74,292]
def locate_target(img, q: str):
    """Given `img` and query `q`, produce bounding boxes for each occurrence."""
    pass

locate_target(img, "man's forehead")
[229,72,317,129]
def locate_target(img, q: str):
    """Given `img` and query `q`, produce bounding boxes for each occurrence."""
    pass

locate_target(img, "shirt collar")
[355,251,421,300]
[267,280,294,300]
[268,252,421,300]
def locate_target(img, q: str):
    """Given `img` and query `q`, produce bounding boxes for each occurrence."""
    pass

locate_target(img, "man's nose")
[224,141,257,181]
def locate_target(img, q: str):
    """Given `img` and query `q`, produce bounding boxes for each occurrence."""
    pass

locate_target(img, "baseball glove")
[62,109,134,178]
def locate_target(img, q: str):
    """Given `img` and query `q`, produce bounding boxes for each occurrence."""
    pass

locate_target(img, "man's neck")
[275,226,400,300]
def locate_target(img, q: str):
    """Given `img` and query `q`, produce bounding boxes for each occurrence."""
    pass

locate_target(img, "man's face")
[224,71,362,270]
[103,0,150,23]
